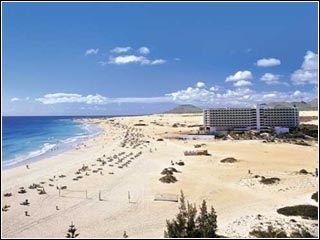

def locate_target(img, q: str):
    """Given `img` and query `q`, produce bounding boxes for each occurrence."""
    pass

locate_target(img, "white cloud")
[291,51,318,85]
[167,86,214,102]
[108,55,165,66]
[35,93,107,105]
[234,80,252,87]
[263,93,277,99]
[166,84,316,107]
[209,85,220,91]
[174,57,181,61]
[33,84,317,109]
[35,93,173,105]
[105,46,165,66]
[293,90,302,96]
[291,70,318,85]
[111,47,131,54]
[151,59,166,65]
[10,97,30,102]
[225,70,253,82]
[196,82,206,88]
[260,73,281,84]
[108,55,150,65]
[302,51,318,70]
[85,48,99,56]
[256,58,281,67]
[138,47,150,55]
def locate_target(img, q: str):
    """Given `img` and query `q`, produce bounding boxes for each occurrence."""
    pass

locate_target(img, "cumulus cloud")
[35,93,107,105]
[138,47,150,55]
[35,93,173,105]
[263,93,277,99]
[104,46,165,66]
[291,51,318,85]
[111,46,131,54]
[302,51,318,70]
[10,97,20,102]
[85,48,99,56]
[225,70,253,82]
[33,82,317,109]
[166,84,316,107]
[108,55,150,65]
[256,58,281,67]
[260,73,281,84]
[234,80,252,87]
[209,85,220,91]
[151,59,166,65]
[293,90,302,97]
[108,55,165,65]
[196,82,206,88]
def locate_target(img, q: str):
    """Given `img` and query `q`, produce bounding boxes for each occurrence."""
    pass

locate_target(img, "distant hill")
[165,104,203,114]
[309,98,318,108]
[266,98,318,110]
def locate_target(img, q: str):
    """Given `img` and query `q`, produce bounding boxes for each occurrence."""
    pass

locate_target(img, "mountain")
[266,99,318,110]
[309,98,318,108]
[165,104,203,114]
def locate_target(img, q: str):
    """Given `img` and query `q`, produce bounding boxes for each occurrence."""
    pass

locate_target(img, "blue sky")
[2,2,318,115]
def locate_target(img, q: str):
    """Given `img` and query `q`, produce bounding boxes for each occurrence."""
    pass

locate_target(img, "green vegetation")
[294,141,312,146]
[311,192,318,202]
[290,124,318,138]
[277,205,318,220]
[164,191,220,238]
[161,167,179,175]
[159,174,177,183]
[249,225,287,238]
[250,225,314,238]
[66,222,79,238]
[299,169,309,174]
[260,177,280,185]
[220,157,238,163]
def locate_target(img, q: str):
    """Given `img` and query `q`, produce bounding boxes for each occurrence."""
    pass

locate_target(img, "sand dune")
[2,114,318,238]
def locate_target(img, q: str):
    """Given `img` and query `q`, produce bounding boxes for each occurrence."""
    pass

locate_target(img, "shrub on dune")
[260,177,280,185]
[311,192,318,202]
[220,157,238,163]
[277,205,318,220]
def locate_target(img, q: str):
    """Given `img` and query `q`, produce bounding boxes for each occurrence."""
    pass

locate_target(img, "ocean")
[2,116,103,169]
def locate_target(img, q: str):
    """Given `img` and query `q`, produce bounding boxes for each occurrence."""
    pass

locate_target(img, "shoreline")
[2,117,105,171]
[2,113,318,238]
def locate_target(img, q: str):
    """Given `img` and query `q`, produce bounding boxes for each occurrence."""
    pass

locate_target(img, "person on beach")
[26,165,29,169]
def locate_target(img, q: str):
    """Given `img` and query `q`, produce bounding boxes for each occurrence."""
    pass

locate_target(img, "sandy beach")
[300,110,319,125]
[2,113,319,238]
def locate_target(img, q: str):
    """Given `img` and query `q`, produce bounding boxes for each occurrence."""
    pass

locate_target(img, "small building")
[274,126,289,134]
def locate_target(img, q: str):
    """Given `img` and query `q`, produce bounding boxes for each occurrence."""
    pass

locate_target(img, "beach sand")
[300,110,319,125]
[2,113,319,238]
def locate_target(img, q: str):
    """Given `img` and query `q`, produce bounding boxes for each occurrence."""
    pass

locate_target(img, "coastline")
[2,113,318,238]
[2,117,104,170]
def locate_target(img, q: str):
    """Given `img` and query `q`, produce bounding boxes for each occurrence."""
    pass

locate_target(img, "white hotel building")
[203,104,299,132]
